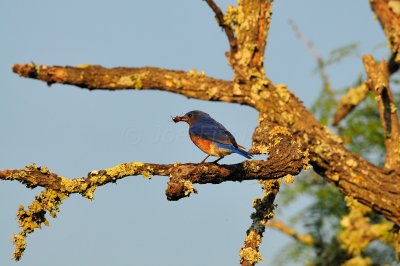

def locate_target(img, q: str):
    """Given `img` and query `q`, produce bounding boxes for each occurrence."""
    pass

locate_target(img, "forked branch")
[363,55,400,169]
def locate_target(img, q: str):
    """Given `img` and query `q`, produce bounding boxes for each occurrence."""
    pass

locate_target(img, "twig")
[205,0,237,53]
[240,180,280,266]
[266,220,314,245]
[288,19,330,90]
[332,83,370,126]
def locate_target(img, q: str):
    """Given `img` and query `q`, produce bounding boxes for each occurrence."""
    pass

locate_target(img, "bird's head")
[172,110,210,126]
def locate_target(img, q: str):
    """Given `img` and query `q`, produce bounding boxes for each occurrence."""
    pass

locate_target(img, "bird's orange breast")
[189,134,232,157]
[190,134,213,154]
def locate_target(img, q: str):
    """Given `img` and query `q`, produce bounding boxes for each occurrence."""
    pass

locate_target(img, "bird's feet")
[212,156,224,164]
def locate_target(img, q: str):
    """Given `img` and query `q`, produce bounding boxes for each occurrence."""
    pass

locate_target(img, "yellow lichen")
[13,189,69,261]
[281,111,295,125]
[172,78,183,89]
[323,125,343,143]
[284,174,295,184]
[239,247,263,264]
[346,158,358,168]
[182,180,195,196]
[240,231,264,264]
[83,185,96,200]
[331,173,340,181]
[117,75,142,89]
[60,176,85,193]
[224,5,238,26]
[79,162,149,199]
[187,68,205,77]
[268,125,290,137]
[206,87,219,99]
[142,166,154,179]
[104,162,144,179]
[302,150,312,171]
[12,234,27,261]
[342,256,372,266]
[276,84,290,102]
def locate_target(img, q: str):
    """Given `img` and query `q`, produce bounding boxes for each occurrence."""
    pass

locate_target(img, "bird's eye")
[188,114,192,118]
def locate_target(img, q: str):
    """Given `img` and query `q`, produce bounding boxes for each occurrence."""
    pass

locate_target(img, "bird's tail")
[218,143,253,159]
[234,147,252,159]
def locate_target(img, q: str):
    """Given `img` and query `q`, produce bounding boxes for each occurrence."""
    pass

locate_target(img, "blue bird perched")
[173,110,252,163]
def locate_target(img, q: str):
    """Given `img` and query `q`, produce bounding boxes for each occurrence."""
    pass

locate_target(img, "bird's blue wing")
[189,119,239,148]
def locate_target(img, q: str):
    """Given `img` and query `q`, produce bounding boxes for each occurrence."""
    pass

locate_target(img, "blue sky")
[0,1,388,265]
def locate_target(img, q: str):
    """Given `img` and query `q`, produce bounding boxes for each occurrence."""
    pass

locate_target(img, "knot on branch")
[251,121,307,171]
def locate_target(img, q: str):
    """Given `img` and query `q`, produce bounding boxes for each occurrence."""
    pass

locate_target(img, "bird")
[173,110,252,163]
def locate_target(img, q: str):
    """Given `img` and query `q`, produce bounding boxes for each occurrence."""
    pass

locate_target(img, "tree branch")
[222,0,273,79]
[240,180,280,266]
[333,0,400,126]
[333,83,370,126]
[12,63,252,106]
[333,52,400,126]
[0,125,304,200]
[370,0,400,63]
[363,55,400,169]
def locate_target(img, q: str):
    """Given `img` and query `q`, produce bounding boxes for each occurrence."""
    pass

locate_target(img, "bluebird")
[173,110,252,163]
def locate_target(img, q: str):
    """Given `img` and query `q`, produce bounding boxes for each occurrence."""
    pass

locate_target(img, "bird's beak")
[172,115,189,123]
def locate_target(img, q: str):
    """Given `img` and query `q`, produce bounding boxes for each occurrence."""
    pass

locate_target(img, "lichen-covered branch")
[333,53,400,126]
[0,148,303,202]
[266,220,314,245]
[223,0,273,78]
[12,189,69,260]
[363,55,400,169]
[240,180,280,266]
[1,122,304,200]
[333,83,370,126]
[249,82,400,227]
[12,63,251,106]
